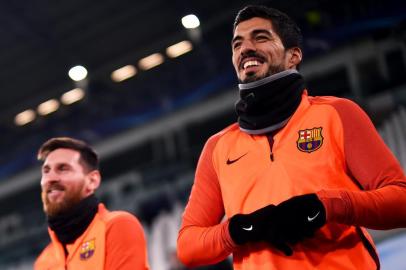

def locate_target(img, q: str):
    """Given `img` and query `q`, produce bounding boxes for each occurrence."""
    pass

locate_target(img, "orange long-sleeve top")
[35,204,149,270]
[177,92,406,269]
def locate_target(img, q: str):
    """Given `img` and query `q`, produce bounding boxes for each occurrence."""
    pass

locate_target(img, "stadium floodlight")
[68,65,88,81]
[166,40,193,58]
[138,53,164,70]
[15,109,36,126]
[61,88,85,105]
[111,65,137,82]
[37,99,60,116]
[181,14,200,29]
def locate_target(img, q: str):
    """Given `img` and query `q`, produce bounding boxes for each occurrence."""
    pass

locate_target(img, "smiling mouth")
[46,188,65,200]
[240,55,266,71]
[243,60,261,69]
[45,187,66,203]
[48,189,64,194]
[46,184,65,194]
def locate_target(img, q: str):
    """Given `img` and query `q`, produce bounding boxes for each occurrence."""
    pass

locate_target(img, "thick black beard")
[239,65,286,84]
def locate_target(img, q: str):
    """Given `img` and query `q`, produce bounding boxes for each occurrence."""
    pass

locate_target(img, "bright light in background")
[111,65,137,82]
[181,14,200,29]
[166,40,193,58]
[138,53,164,70]
[68,65,88,81]
[37,99,60,116]
[61,88,85,105]
[15,109,36,126]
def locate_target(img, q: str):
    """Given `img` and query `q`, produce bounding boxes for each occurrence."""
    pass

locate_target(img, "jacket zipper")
[64,245,68,270]
[267,134,275,162]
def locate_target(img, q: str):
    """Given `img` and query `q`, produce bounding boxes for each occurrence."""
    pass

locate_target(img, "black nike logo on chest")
[226,152,248,165]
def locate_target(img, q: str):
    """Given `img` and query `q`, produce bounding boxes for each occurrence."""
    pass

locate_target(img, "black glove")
[228,194,325,256]
[228,204,276,245]
[270,193,326,248]
[228,204,293,255]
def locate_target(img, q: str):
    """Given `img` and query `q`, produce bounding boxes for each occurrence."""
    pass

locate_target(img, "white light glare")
[68,65,88,81]
[166,40,193,58]
[15,109,36,126]
[37,99,60,116]
[138,53,164,70]
[111,65,137,82]
[61,88,85,105]
[181,14,200,29]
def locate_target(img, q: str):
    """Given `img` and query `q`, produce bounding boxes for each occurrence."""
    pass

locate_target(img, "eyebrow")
[231,28,273,45]
[42,162,69,169]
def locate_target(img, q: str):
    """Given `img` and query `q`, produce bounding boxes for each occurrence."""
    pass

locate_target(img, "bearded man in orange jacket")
[177,5,406,270]
[34,137,149,270]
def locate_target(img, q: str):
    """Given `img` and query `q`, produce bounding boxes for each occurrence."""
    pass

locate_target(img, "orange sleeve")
[105,214,149,270]
[34,244,55,270]
[177,134,236,267]
[317,99,406,229]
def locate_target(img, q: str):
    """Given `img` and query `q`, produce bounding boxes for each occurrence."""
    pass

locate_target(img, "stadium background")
[0,0,405,269]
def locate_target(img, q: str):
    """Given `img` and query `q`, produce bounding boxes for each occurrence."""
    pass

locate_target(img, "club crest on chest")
[297,127,323,153]
[79,238,95,260]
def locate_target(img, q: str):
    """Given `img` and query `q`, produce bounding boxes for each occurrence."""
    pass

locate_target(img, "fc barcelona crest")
[80,239,95,260]
[297,127,323,153]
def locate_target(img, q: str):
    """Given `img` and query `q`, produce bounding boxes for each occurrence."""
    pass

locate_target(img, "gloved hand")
[269,193,326,250]
[228,204,292,255]
[228,204,276,245]
[228,194,326,256]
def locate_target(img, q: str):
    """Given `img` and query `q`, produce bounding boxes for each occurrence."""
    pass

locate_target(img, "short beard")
[239,64,286,84]
[42,184,85,217]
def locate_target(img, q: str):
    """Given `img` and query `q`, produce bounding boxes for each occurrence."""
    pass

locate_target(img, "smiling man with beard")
[177,5,406,270]
[34,137,149,270]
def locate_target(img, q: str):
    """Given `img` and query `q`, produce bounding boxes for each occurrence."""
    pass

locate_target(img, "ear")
[85,170,101,194]
[286,47,302,69]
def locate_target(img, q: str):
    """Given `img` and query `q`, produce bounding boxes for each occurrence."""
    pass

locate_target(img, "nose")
[40,171,59,188]
[240,39,256,54]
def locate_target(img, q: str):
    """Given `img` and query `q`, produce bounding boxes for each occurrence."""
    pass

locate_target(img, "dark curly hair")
[234,5,303,51]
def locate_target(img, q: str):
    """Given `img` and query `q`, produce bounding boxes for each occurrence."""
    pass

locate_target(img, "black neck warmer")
[47,194,99,244]
[236,69,305,135]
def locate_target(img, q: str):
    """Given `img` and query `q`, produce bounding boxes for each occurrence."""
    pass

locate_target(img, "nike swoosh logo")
[307,211,320,222]
[242,225,253,231]
[226,152,248,165]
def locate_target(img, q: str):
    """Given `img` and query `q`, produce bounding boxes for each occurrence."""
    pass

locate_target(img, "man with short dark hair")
[177,5,406,269]
[35,137,149,270]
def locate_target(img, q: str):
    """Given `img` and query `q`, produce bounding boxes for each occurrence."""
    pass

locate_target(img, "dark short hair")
[38,137,99,171]
[234,5,303,50]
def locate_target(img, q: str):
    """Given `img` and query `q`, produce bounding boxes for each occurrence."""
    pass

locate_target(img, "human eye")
[42,166,50,173]
[232,41,242,50]
[255,34,270,42]
[59,164,71,172]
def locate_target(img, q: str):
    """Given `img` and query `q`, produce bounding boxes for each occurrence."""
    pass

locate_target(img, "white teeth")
[48,188,64,193]
[243,60,260,69]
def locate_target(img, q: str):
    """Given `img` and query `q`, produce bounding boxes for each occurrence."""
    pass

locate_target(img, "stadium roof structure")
[0,0,404,180]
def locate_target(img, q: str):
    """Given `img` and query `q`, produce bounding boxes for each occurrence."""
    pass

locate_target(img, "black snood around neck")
[235,69,305,135]
[47,194,99,245]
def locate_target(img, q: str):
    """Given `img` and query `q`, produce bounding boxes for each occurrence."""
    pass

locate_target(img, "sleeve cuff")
[316,189,353,224]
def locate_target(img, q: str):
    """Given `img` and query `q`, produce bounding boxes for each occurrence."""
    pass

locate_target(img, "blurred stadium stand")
[0,0,405,269]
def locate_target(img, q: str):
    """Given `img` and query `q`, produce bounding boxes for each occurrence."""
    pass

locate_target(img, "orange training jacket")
[177,91,406,270]
[35,203,149,270]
